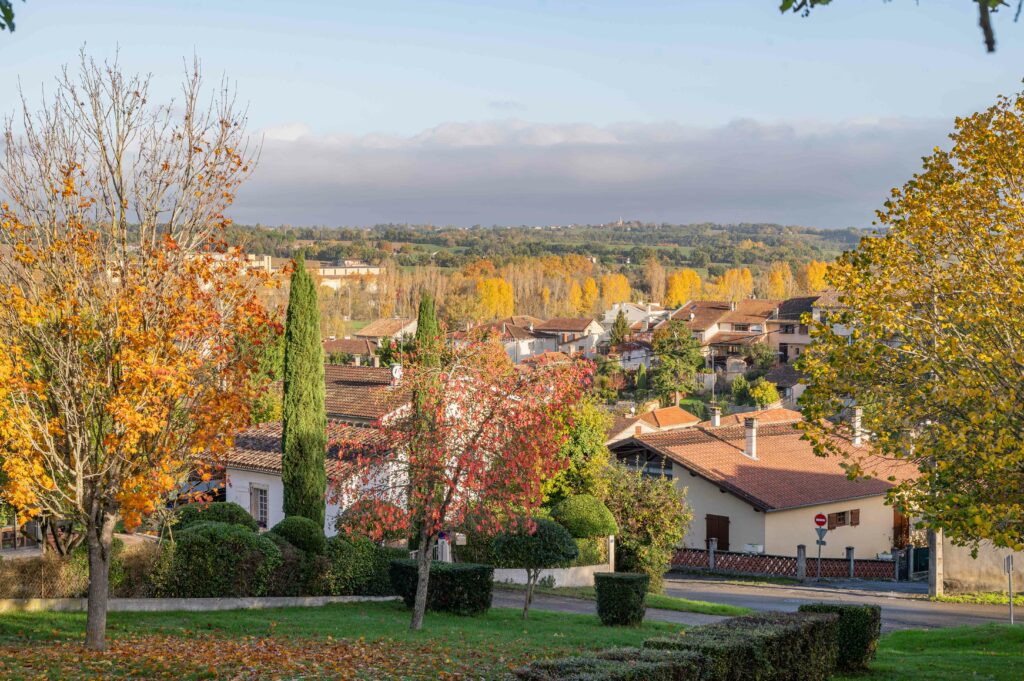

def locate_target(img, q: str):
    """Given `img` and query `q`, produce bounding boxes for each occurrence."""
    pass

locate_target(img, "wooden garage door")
[705,514,730,552]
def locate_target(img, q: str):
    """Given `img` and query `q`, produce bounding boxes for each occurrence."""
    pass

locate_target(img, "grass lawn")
[933,591,1024,607]
[495,583,751,617]
[0,600,683,680]
[835,624,1024,681]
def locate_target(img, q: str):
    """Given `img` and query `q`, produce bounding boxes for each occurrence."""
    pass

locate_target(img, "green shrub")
[513,649,707,681]
[573,537,609,566]
[675,399,707,421]
[265,533,315,597]
[594,572,648,626]
[164,521,281,597]
[172,502,258,533]
[318,534,405,596]
[390,559,493,616]
[798,603,880,672]
[551,495,619,539]
[644,611,839,681]
[493,518,579,618]
[269,516,326,554]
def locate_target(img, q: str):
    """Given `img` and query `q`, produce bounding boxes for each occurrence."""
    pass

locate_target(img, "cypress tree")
[413,292,442,368]
[281,251,327,528]
[610,309,630,347]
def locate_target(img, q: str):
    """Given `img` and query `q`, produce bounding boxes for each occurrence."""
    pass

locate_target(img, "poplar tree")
[281,252,327,527]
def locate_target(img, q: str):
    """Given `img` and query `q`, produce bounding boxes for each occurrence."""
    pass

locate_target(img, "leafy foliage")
[0,1,19,32]
[602,463,691,592]
[650,321,705,403]
[173,502,258,534]
[610,309,630,347]
[594,572,649,626]
[162,522,282,598]
[317,534,406,597]
[390,559,494,616]
[269,516,327,554]
[798,603,880,672]
[494,517,579,618]
[544,398,612,504]
[550,494,618,539]
[796,90,1024,551]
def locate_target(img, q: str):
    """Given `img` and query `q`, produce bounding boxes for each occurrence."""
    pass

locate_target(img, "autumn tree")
[643,257,667,304]
[761,261,794,299]
[476,276,514,320]
[797,260,829,293]
[568,280,584,314]
[543,397,613,504]
[335,340,591,630]
[281,252,327,528]
[650,320,705,404]
[707,267,753,302]
[0,55,269,649]
[581,277,599,314]
[797,90,1024,551]
[665,269,701,307]
[600,273,631,309]
[610,309,630,347]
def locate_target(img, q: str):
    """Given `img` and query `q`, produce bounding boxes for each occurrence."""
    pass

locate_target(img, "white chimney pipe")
[710,405,721,427]
[744,417,758,459]
[852,407,863,447]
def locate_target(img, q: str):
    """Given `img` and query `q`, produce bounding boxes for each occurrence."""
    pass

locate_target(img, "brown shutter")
[850,509,860,526]
[827,513,837,530]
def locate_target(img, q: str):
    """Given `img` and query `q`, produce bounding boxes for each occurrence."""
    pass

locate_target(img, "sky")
[2,0,1023,228]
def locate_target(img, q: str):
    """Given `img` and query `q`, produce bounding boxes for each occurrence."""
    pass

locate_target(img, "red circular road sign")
[814,513,827,527]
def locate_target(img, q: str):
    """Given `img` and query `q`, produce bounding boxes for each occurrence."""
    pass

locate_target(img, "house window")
[798,324,809,335]
[733,323,750,332]
[827,509,860,530]
[250,484,269,529]
[706,514,730,552]
[781,324,795,335]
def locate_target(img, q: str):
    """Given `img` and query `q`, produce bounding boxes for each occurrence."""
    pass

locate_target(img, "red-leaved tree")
[333,338,591,630]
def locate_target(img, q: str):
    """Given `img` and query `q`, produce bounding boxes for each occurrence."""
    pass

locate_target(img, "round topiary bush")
[594,572,649,626]
[269,516,326,554]
[165,521,281,597]
[494,517,579,619]
[173,501,258,533]
[550,494,618,539]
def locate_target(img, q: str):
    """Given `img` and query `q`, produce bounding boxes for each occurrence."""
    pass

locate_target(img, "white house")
[609,408,917,559]
[533,317,606,359]
[601,302,669,330]
[449,315,546,364]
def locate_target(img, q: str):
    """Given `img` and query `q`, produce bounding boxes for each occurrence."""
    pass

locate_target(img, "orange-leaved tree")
[0,54,273,649]
[334,335,591,630]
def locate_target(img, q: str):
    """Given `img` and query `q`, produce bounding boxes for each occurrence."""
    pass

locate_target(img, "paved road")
[492,589,723,627]
[662,576,1013,632]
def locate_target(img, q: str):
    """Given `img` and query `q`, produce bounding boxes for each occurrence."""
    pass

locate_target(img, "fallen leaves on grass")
[0,634,503,680]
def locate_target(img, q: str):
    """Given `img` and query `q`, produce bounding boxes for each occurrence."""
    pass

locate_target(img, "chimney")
[634,425,642,437]
[354,355,361,366]
[674,390,680,407]
[744,417,758,459]
[372,354,380,368]
[852,407,863,447]
[730,300,737,311]
[390,363,403,386]
[710,405,721,427]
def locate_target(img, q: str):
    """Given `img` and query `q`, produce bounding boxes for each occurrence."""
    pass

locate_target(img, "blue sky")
[3,0,1023,227]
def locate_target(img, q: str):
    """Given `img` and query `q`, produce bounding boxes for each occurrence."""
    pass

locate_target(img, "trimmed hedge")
[594,572,648,626]
[513,611,841,681]
[390,559,493,616]
[315,535,406,596]
[493,518,578,570]
[644,611,839,681]
[798,603,881,672]
[162,521,281,597]
[173,502,258,533]
[269,516,326,554]
[551,494,618,539]
[264,533,317,597]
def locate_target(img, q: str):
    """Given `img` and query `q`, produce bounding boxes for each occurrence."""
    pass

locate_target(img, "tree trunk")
[84,510,117,651]
[410,528,436,631]
[523,569,539,620]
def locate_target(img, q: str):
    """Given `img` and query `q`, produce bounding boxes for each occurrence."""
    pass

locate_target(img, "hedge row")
[514,608,866,681]
[798,603,881,671]
[594,572,648,626]
[390,559,493,616]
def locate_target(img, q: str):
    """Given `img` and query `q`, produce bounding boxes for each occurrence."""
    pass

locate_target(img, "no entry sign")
[814,513,827,528]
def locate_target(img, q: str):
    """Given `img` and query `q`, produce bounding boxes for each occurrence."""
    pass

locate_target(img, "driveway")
[491,589,723,627]
[662,575,1014,632]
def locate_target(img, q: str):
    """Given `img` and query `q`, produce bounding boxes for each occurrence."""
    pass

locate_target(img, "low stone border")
[0,595,400,613]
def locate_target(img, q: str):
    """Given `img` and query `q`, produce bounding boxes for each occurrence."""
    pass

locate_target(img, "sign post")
[1006,555,1015,625]
[814,514,828,581]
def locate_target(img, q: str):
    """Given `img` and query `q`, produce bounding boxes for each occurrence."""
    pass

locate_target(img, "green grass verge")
[834,624,1024,681]
[933,591,1024,606]
[495,583,751,617]
[669,569,802,586]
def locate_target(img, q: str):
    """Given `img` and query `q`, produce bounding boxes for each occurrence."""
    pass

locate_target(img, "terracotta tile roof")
[535,317,597,333]
[355,317,415,339]
[225,422,383,475]
[765,364,806,389]
[322,338,377,356]
[607,414,642,440]
[700,407,803,428]
[704,331,764,346]
[324,365,409,422]
[518,351,572,368]
[722,299,781,325]
[638,406,701,429]
[450,318,538,342]
[669,301,732,331]
[620,419,915,511]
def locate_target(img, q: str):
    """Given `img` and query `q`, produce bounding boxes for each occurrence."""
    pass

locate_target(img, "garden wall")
[672,547,897,581]
[493,563,612,588]
[0,595,398,613]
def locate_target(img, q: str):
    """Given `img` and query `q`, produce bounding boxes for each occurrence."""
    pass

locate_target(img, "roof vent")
[744,417,758,459]
[710,405,721,427]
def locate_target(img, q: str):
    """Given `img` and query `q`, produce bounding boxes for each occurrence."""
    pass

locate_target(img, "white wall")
[942,538,1024,593]
[225,467,343,536]
[765,496,894,559]
[673,464,766,552]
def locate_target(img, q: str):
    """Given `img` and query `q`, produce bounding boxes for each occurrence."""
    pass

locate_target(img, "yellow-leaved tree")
[0,56,273,649]
[664,269,702,307]
[581,277,599,314]
[797,91,1024,553]
[600,273,631,308]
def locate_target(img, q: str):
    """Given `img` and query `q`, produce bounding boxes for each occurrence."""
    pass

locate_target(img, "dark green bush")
[798,603,880,672]
[644,611,839,681]
[265,533,315,597]
[493,518,578,570]
[269,516,326,554]
[573,537,609,566]
[513,649,707,681]
[317,534,405,596]
[163,521,281,597]
[551,494,618,538]
[390,559,493,616]
[594,572,649,626]
[172,502,258,533]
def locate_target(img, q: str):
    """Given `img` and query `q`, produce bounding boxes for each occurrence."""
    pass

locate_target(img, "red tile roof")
[355,317,415,339]
[701,407,803,428]
[669,301,732,331]
[225,422,383,475]
[322,338,377,356]
[535,317,598,333]
[324,365,408,422]
[722,299,781,325]
[638,406,701,429]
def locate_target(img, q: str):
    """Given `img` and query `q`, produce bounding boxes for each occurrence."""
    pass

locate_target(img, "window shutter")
[827,513,837,530]
[850,509,860,526]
